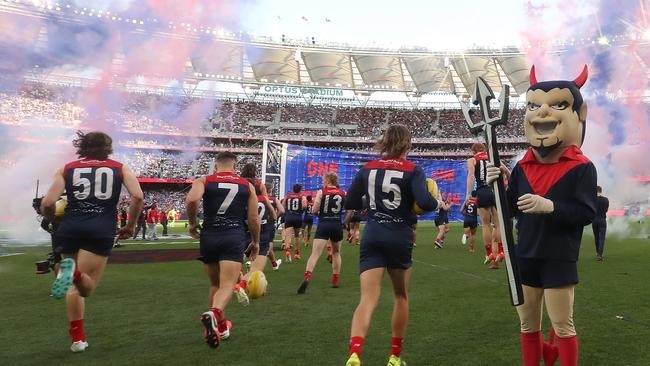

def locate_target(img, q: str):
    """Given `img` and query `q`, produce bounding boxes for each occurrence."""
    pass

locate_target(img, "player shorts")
[434,215,448,227]
[284,214,303,230]
[476,186,496,208]
[315,221,344,242]
[463,217,478,229]
[199,228,246,264]
[350,213,363,223]
[259,224,274,256]
[279,214,285,225]
[359,220,413,273]
[518,257,578,288]
[54,236,114,257]
[303,215,314,227]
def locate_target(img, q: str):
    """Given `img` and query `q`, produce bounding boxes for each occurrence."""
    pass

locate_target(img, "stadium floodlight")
[644,29,650,40]
[598,36,609,45]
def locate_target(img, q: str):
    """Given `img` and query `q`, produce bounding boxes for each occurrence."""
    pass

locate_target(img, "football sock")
[391,337,403,357]
[294,249,300,256]
[332,274,339,286]
[271,260,278,267]
[73,270,82,284]
[239,279,247,289]
[69,319,85,342]
[520,331,543,366]
[285,248,291,257]
[304,271,312,281]
[485,244,493,256]
[349,336,364,357]
[498,242,504,254]
[210,308,229,332]
[557,336,578,366]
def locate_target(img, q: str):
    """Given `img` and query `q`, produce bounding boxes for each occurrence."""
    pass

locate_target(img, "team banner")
[263,141,467,222]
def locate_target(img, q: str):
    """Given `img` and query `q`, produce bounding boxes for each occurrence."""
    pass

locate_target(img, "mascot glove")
[485,163,502,184]
[517,193,554,214]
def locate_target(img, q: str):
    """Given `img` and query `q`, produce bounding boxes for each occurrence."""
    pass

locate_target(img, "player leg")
[347,267,384,365]
[202,260,241,347]
[516,285,545,366]
[434,224,444,248]
[297,238,328,294]
[469,226,477,253]
[292,224,302,260]
[330,240,342,288]
[353,222,361,245]
[63,250,109,352]
[490,207,505,262]
[386,267,411,365]
[284,227,294,262]
[307,222,313,245]
[544,286,578,366]
[477,207,496,266]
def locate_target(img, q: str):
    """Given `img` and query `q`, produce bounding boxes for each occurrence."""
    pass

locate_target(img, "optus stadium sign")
[260,85,345,97]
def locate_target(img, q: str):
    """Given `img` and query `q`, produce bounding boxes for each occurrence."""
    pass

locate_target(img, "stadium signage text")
[261,85,344,97]
[307,160,339,177]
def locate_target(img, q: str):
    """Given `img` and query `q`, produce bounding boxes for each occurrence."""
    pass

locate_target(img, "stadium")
[0,0,649,365]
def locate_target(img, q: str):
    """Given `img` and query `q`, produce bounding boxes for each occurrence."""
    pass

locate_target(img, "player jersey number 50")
[72,167,114,200]
[368,169,403,210]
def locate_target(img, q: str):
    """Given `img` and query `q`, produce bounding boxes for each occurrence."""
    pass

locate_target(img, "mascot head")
[525,65,588,157]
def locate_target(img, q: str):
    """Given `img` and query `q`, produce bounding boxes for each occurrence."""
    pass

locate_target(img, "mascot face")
[524,65,588,157]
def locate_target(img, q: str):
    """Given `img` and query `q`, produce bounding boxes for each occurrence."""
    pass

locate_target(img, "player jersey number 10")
[368,169,403,210]
[72,167,114,200]
[289,198,300,211]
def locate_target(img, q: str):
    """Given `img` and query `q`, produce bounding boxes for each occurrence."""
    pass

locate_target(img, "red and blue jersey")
[473,152,490,189]
[285,193,304,217]
[318,186,346,222]
[250,178,269,225]
[58,158,123,239]
[463,197,478,218]
[202,172,251,231]
[507,146,597,261]
[345,158,438,228]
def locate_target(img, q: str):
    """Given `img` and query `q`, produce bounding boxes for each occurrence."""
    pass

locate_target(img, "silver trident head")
[461,77,510,135]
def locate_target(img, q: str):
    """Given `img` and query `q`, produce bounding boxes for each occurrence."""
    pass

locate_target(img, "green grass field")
[1,221,649,365]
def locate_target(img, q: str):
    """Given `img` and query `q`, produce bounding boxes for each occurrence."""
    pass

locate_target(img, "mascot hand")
[486,163,502,184]
[517,194,554,214]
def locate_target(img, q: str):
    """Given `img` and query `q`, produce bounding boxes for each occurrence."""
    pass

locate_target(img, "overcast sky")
[238,0,566,50]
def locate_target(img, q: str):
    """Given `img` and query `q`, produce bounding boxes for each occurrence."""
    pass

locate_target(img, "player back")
[57,158,124,240]
[202,172,251,232]
[346,158,438,271]
[284,192,304,229]
[318,187,346,222]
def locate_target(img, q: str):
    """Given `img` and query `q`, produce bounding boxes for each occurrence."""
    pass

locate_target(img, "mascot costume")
[487,65,597,366]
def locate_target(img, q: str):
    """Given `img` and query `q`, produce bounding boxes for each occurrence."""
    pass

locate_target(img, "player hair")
[306,195,312,202]
[324,171,339,187]
[596,186,602,193]
[240,162,257,179]
[375,124,412,158]
[216,152,237,165]
[264,183,272,191]
[293,184,302,193]
[471,143,486,153]
[73,131,113,160]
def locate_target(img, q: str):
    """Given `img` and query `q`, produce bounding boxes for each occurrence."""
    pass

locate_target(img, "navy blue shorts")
[55,236,114,257]
[199,229,246,264]
[303,215,314,227]
[350,213,363,223]
[359,220,413,273]
[285,214,303,230]
[476,186,495,208]
[518,257,578,288]
[435,216,448,226]
[259,224,273,256]
[315,221,343,242]
[463,217,477,229]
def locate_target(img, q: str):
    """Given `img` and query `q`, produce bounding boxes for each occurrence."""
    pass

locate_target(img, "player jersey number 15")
[72,167,114,200]
[368,169,402,210]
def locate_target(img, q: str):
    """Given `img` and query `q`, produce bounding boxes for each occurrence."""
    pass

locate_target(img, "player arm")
[550,163,598,226]
[122,165,145,228]
[466,158,475,199]
[274,197,285,215]
[301,196,308,211]
[312,190,323,215]
[41,168,66,221]
[247,183,261,244]
[411,166,439,211]
[185,177,206,227]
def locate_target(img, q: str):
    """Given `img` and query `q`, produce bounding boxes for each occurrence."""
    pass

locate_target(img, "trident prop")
[461,78,523,306]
